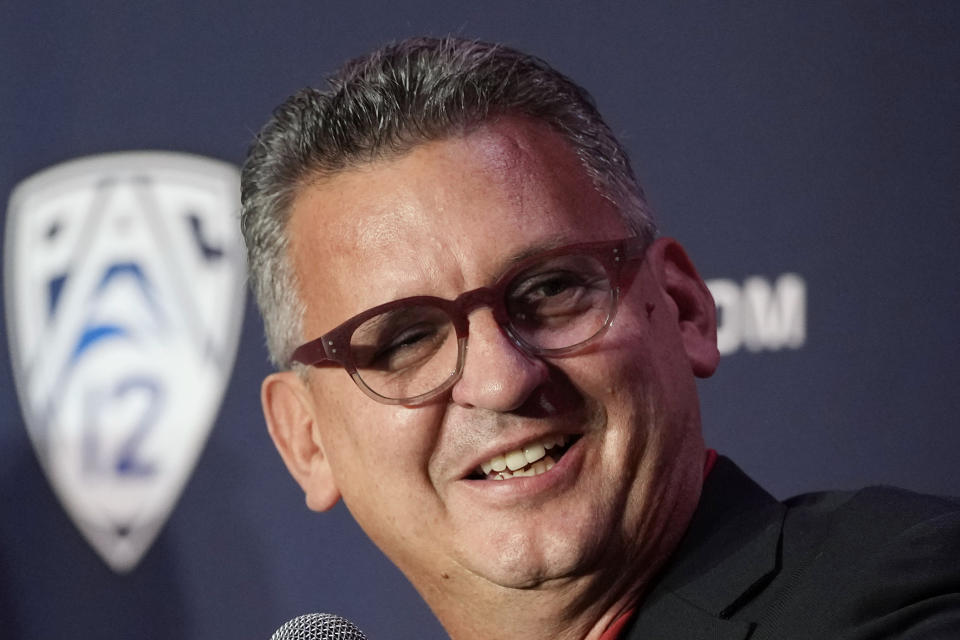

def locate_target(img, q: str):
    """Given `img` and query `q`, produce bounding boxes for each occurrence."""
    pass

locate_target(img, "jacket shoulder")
[748,486,960,638]
[782,485,960,557]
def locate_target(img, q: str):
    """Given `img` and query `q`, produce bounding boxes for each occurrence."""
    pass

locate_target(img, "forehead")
[286,117,627,335]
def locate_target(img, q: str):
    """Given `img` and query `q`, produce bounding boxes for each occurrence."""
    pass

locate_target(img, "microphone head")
[270,613,368,640]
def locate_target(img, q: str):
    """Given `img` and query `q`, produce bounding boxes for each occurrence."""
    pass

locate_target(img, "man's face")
[271,117,715,596]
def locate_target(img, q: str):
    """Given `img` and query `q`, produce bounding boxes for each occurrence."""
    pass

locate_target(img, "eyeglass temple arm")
[621,236,650,261]
[290,339,342,368]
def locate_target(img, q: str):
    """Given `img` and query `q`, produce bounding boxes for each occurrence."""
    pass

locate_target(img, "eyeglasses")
[291,236,648,406]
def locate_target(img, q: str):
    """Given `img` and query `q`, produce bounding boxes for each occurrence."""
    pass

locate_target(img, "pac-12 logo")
[4,152,245,572]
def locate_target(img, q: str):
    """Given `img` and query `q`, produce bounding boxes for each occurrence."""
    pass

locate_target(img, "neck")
[421,545,668,640]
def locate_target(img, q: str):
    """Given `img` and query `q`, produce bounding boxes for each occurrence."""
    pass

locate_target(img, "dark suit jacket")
[623,457,960,639]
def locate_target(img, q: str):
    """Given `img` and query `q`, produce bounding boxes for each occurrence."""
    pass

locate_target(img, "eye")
[370,324,440,369]
[519,272,580,300]
[351,305,454,372]
[509,270,602,321]
[505,255,612,337]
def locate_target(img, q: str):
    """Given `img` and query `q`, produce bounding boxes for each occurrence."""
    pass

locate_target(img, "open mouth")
[469,434,581,480]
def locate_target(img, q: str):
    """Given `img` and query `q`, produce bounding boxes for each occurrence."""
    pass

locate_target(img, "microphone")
[270,613,368,640]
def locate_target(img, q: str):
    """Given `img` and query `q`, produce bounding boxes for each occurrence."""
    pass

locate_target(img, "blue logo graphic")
[5,153,245,572]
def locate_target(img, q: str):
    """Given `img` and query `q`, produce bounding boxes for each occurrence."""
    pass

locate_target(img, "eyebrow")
[489,235,575,281]
[346,234,589,326]
[352,305,425,338]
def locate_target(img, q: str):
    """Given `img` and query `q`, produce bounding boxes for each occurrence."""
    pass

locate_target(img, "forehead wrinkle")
[341,239,453,314]
[459,123,535,216]
[467,124,526,176]
[460,118,607,240]
[352,204,428,255]
[329,182,433,255]
[307,119,574,259]
[333,131,533,284]
[289,118,617,339]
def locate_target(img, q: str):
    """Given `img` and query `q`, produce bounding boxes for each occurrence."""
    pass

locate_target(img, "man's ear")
[648,238,720,378]
[261,371,341,511]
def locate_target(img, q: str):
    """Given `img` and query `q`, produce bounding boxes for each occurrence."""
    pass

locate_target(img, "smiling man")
[241,37,960,639]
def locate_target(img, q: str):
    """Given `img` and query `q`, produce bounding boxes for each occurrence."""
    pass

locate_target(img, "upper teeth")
[479,434,567,476]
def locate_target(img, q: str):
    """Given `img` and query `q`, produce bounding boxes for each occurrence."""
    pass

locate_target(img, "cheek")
[307,378,383,487]
[575,296,695,442]
[321,395,442,499]
[615,290,695,389]
[323,403,450,573]
[585,304,661,398]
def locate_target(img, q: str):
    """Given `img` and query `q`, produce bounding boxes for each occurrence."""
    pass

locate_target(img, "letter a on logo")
[4,152,245,572]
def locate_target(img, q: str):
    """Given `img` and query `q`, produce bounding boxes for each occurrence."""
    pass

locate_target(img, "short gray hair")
[240,36,657,369]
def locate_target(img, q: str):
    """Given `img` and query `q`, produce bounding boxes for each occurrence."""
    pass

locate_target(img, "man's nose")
[449,310,548,412]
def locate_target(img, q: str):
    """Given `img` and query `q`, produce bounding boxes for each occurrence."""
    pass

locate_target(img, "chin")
[456,519,607,590]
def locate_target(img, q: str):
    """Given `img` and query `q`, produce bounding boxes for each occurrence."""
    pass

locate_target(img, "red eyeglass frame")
[290,235,648,405]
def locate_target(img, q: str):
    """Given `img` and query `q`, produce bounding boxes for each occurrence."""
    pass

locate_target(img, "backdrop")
[2,2,958,638]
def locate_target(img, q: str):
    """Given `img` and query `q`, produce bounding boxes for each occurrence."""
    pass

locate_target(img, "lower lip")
[453,437,586,505]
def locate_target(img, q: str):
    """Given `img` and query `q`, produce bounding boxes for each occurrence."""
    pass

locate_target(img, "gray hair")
[240,36,657,369]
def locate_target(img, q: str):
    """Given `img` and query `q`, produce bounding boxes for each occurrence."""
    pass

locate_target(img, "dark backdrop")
[2,2,958,638]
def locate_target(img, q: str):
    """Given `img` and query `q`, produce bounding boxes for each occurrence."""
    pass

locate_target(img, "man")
[241,37,960,639]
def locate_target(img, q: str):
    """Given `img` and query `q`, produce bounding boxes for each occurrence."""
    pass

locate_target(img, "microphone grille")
[270,613,368,640]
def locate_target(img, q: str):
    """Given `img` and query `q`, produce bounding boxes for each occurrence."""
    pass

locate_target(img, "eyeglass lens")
[349,252,615,401]
[350,304,460,401]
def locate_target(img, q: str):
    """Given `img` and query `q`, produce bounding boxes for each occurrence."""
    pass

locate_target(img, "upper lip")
[458,430,580,480]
